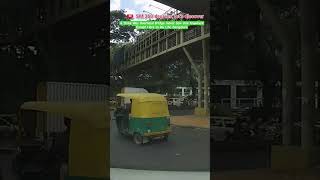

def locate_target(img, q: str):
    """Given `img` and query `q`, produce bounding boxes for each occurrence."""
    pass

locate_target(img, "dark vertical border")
[209,0,214,178]
[106,1,111,178]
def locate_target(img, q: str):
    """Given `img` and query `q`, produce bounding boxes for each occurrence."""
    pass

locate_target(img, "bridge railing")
[183,26,202,42]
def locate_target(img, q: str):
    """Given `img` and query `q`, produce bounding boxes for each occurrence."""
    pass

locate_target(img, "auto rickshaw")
[15,101,109,180]
[114,93,171,144]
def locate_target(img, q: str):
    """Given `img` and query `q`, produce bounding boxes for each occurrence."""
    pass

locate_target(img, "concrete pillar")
[198,75,203,108]
[201,25,205,36]
[183,47,202,108]
[180,30,184,44]
[231,84,237,109]
[202,39,209,112]
[176,31,179,45]
[165,37,168,50]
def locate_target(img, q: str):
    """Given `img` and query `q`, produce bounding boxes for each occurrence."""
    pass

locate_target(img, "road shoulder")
[170,115,209,129]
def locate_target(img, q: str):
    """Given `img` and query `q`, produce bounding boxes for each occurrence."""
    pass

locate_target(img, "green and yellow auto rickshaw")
[15,101,109,180]
[114,93,171,144]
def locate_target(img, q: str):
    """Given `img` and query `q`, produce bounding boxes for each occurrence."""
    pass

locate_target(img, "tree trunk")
[256,11,273,121]
[202,40,209,112]
[300,0,318,149]
[281,47,296,145]
[256,0,297,145]
[198,72,203,108]
[262,80,273,120]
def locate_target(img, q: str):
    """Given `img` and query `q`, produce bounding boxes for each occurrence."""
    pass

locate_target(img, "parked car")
[168,97,183,107]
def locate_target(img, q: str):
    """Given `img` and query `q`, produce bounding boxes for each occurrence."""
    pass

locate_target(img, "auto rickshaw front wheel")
[133,133,143,145]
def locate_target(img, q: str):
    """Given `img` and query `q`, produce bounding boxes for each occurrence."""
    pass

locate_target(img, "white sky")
[110,0,174,42]
[110,0,172,16]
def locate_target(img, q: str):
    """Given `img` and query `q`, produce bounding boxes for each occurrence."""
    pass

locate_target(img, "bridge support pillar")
[183,47,203,109]
[202,39,209,113]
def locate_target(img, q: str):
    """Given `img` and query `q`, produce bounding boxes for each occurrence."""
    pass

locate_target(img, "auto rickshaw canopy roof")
[20,101,108,128]
[19,101,108,178]
[116,93,169,118]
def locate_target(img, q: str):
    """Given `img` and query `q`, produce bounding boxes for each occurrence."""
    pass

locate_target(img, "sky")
[110,0,172,15]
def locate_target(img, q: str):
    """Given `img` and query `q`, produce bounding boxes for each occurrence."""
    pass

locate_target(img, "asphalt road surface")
[110,112,210,171]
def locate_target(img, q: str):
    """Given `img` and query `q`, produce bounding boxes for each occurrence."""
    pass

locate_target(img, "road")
[169,109,194,116]
[110,112,210,171]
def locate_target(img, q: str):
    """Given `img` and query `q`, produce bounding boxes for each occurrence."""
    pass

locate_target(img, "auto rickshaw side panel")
[19,102,109,179]
[67,105,109,179]
[128,117,170,136]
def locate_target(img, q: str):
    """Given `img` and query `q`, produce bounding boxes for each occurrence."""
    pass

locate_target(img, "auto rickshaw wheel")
[163,135,169,141]
[133,133,143,145]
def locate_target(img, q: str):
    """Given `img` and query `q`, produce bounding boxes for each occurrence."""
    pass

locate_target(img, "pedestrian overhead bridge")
[111,24,210,114]
[111,24,210,74]
[111,0,210,114]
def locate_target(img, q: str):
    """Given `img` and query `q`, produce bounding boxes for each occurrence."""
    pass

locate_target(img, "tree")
[213,0,300,145]
[110,10,137,47]
[255,0,299,145]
